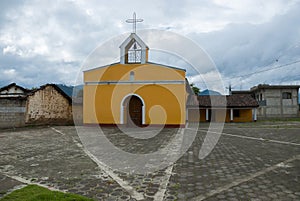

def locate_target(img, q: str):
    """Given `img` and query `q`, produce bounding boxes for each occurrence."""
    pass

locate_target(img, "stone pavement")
[0,122,299,200]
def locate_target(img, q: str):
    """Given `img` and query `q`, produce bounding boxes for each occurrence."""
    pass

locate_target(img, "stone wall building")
[26,84,73,125]
[250,84,300,119]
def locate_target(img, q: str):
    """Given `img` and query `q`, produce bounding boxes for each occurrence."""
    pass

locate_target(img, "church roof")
[146,62,186,72]
[83,62,186,72]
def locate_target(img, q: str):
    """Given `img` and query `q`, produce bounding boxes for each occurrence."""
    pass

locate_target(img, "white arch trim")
[120,93,145,125]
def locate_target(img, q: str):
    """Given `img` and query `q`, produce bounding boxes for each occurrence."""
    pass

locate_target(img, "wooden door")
[128,96,142,126]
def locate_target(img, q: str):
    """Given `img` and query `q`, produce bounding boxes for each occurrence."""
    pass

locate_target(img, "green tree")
[190,83,200,95]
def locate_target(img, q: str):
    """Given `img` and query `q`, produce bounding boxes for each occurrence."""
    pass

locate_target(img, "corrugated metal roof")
[199,89,221,96]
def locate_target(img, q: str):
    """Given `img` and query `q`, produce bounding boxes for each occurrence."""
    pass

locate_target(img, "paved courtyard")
[0,121,299,200]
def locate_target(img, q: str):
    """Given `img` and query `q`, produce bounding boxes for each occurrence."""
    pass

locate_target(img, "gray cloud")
[188,2,300,90]
[0,0,299,90]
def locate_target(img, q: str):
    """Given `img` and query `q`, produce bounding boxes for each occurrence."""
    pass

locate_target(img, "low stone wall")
[0,97,26,128]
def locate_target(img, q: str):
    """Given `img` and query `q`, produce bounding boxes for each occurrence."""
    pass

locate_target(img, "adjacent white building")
[0,83,30,97]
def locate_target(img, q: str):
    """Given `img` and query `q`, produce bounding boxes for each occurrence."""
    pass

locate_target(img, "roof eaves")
[83,62,120,72]
[146,62,186,72]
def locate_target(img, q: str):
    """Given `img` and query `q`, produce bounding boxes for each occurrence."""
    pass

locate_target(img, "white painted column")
[230,109,233,122]
[254,108,257,122]
[206,109,209,121]
[186,109,189,122]
[142,105,145,124]
[120,106,124,124]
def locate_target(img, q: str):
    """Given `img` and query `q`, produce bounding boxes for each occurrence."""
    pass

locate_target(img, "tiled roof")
[231,90,252,94]
[28,84,72,103]
[187,94,259,108]
[0,83,31,93]
[56,84,74,98]
[251,84,300,91]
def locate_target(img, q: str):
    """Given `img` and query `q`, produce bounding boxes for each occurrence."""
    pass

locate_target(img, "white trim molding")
[120,93,145,125]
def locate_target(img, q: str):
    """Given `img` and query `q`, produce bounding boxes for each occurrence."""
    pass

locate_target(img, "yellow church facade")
[83,33,187,126]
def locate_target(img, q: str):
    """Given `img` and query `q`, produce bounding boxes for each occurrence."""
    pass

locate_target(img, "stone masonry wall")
[0,97,26,128]
[26,85,73,125]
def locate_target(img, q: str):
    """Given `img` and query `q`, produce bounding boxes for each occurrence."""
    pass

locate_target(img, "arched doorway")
[127,96,142,126]
[120,94,145,126]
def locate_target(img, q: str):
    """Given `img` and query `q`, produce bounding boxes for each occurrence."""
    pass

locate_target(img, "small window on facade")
[130,71,135,81]
[260,93,263,101]
[233,109,240,117]
[256,94,259,100]
[282,92,292,99]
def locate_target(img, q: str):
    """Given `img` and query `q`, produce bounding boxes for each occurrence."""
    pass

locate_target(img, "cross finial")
[126,12,143,33]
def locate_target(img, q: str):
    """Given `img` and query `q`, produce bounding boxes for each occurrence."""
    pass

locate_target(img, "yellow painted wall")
[84,63,186,125]
[187,109,206,122]
[225,110,231,122]
[199,109,206,122]
[84,63,185,82]
[192,108,253,123]
[231,109,253,122]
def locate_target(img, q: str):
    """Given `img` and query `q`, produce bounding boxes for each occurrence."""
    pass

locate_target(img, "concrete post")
[230,109,233,122]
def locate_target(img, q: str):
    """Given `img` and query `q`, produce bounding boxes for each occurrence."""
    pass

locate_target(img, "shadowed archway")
[120,94,145,126]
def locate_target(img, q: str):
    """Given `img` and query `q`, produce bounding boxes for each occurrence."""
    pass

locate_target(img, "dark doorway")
[127,96,143,126]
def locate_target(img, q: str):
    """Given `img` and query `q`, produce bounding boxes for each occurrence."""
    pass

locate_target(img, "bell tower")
[120,13,149,64]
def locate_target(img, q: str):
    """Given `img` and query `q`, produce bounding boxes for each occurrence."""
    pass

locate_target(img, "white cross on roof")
[126,12,143,33]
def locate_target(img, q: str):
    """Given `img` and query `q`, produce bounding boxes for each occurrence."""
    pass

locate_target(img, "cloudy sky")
[0,0,300,92]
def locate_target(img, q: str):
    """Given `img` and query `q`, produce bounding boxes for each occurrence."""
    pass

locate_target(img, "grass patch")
[0,185,94,201]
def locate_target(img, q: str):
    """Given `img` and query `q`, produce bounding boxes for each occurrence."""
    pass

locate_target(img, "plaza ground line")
[196,129,300,146]
[50,127,145,201]
[153,165,174,201]
[191,154,300,201]
[50,127,182,201]
[1,173,65,193]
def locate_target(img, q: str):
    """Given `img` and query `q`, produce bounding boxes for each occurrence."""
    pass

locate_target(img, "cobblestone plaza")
[0,122,299,200]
